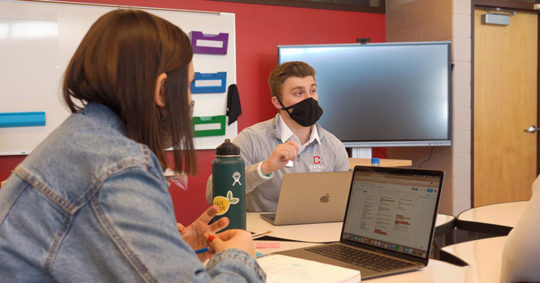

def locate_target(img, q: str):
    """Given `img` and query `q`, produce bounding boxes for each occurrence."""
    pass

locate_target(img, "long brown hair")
[63,9,196,174]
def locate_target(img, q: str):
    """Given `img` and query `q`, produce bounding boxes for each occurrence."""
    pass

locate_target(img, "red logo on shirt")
[313,156,321,164]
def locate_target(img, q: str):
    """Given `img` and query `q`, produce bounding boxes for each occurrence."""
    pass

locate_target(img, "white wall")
[386,0,472,216]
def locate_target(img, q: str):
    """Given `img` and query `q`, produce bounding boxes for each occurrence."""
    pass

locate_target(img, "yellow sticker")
[213,196,230,215]
[212,191,239,216]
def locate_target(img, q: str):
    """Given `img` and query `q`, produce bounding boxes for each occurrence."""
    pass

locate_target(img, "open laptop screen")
[342,167,442,259]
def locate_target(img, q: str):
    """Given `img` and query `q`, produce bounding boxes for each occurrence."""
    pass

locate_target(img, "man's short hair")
[268,61,316,99]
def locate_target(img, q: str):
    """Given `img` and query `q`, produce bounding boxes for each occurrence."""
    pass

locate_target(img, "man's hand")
[261,140,299,175]
[177,205,228,261]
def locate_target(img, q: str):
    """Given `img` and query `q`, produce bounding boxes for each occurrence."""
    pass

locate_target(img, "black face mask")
[277,97,323,127]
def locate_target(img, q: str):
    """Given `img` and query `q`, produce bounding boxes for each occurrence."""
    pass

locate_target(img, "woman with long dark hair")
[0,9,264,282]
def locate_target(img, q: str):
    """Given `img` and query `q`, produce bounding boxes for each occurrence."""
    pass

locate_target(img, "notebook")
[276,165,444,280]
[257,254,360,283]
[260,171,352,225]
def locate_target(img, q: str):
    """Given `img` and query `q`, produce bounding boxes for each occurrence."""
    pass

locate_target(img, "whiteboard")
[0,0,237,154]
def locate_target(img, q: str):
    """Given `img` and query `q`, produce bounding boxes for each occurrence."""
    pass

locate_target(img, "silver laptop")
[276,166,444,280]
[260,171,352,225]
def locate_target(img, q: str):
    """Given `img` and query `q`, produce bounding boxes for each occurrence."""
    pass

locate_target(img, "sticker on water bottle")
[232,171,242,186]
[213,191,240,215]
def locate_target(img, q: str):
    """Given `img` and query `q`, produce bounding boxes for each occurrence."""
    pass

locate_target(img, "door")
[473,8,538,206]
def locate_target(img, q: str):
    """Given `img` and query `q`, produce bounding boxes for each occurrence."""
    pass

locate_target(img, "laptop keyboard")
[306,244,415,272]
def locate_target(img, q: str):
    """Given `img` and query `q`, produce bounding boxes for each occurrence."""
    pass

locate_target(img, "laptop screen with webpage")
[341,167,442,260]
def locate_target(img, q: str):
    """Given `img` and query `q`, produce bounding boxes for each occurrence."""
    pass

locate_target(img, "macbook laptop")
[260,171,352,225]
[276,165,444,280]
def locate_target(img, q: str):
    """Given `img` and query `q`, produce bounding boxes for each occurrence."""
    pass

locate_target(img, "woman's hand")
[177,205,229,261]
[207,229,256,257]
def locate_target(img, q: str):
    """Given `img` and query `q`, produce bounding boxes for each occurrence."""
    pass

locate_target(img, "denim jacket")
[0,103,266,282]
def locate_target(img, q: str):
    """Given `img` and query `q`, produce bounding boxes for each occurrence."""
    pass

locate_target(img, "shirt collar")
[277,114,320,146]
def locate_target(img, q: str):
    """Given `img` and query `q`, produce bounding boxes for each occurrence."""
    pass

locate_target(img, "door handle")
[523,125,540,133]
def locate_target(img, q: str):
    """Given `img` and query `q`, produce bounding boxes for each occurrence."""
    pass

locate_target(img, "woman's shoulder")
[19,105,160,204]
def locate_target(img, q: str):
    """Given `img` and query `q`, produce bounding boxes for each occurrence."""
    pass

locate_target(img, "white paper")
[257,255,360,283]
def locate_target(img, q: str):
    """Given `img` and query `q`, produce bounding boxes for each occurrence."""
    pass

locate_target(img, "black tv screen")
[278,42,451,147]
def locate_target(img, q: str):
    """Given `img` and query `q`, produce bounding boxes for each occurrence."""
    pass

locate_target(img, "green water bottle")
[212,139,246,230]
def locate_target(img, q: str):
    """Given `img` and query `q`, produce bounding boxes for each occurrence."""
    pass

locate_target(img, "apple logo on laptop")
[320,193,330,203]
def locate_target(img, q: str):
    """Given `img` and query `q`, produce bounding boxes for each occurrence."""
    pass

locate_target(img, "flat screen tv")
[278,42,451,148]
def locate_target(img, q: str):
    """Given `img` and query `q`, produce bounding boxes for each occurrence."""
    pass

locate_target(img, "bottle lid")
[216,139,240,156]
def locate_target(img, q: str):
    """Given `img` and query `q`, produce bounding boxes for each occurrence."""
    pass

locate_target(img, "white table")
[255,240,318,254]
[441,236,507,283]
[348,158,412,169]
[247,212,342,242]
[434,214,456,236]
[254,239,472,283]
[248,212,456,243]
[457,201,528,235]
[369,260,469,283]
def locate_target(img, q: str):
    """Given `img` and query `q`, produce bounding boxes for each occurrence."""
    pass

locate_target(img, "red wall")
[0,0,385,224]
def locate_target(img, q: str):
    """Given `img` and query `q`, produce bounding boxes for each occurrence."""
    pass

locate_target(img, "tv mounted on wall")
[278,42,452,150]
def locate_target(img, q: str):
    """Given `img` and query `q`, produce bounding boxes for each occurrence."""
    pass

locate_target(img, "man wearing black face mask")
[206,61,349,212]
